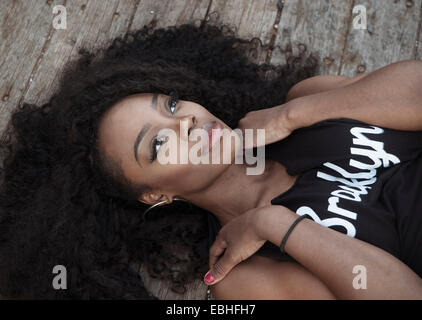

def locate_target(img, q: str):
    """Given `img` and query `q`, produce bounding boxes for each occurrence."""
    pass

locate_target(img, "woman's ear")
[138,192,166,205]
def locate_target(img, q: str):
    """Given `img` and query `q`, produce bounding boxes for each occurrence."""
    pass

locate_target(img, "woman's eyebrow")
[133,93,159,166]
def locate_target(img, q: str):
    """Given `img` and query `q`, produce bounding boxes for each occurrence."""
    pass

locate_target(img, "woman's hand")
[203,205,277,286]
[236,103,295,148]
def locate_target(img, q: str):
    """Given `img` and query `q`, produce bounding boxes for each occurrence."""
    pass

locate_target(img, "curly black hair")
[0,18,319,299]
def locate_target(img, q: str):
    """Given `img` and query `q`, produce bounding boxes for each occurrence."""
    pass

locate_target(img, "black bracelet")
[280,215,307,254]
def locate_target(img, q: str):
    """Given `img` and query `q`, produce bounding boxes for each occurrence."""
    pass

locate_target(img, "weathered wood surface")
[271,0,355,74]
[1,0,421,300]
[339,0,422,75]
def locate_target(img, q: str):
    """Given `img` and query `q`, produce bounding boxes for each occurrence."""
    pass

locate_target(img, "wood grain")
[340,0,422,76]
[270,0,354,75]
[0,0,59,137]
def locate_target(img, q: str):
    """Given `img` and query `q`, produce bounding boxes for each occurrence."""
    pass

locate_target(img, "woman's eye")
[169,101,177,114]
[150,91,179,162]
[150,135,168,162]
[167,92,179,115]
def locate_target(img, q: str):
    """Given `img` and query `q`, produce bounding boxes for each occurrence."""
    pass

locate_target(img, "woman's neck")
[186,160,297,226]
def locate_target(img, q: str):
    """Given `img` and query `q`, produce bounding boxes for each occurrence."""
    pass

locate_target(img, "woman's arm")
[258,206,422,299]
[285,74,368,102]
[237,60,421,147]
[210,255,337,300]
[285,59,422,131]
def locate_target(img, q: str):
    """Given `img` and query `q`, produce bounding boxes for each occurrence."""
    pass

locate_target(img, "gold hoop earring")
[142,197,188,221]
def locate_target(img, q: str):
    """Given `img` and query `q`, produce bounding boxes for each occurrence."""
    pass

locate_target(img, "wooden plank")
[341,0,422,76]
[206,0,280,65]
[270,0,354,75]
[415,1,422,59]
[24,0,139,106]
[129,0,210,31]
[0,0,58,138]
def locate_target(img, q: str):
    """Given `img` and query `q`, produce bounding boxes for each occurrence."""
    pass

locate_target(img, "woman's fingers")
[204,207,271,286]
[205,250,239,285]
[237,106,292,147]
[208,236,227,270]
[206,234,240,285]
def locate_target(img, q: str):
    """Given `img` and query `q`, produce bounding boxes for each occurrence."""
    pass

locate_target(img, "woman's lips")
[203,121,223,150]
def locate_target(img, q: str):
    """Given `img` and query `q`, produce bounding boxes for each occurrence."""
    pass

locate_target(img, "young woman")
[0,20,420,300]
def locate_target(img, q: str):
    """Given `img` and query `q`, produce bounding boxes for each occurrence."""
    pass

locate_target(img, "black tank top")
[205,118,422,276]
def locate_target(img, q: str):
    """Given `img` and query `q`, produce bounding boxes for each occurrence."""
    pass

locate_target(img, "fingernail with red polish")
[204,271,215,284]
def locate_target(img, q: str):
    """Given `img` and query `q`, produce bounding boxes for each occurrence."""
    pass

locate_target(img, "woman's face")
[97,93,238,204]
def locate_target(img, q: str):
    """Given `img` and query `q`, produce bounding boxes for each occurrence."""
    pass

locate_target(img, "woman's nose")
[179,114,196,141]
